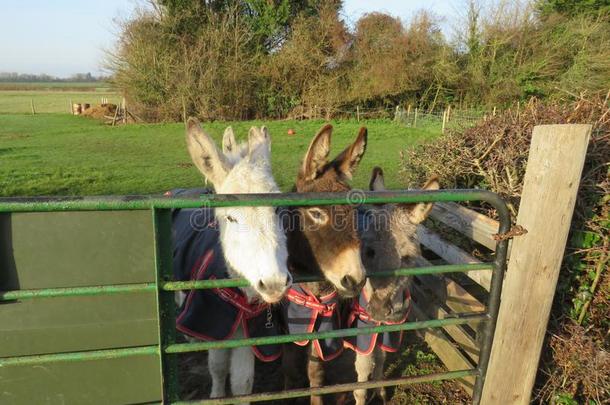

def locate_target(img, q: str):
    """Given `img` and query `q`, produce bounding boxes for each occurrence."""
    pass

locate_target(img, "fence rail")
[0,190,510,404]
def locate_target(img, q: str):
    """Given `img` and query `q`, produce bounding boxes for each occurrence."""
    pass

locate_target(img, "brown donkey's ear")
[185,117,231,186]
[332,127,367,180]
[301,124,332,181]
[369,166,386,191]
[406,176,440,224]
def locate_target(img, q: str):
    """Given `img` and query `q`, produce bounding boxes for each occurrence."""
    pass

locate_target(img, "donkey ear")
[185,117,231,186]
[369,166,386,191]
[301,124,332,181]
[406,176,440,224]
[222,126,237,155]
[332,127,367,180]
[247,126,271,161]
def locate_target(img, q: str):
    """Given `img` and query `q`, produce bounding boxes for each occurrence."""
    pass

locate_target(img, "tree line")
[0,72,106,83]
[108,0,610,122]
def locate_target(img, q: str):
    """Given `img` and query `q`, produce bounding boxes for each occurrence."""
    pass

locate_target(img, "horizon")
[0,0,467,79]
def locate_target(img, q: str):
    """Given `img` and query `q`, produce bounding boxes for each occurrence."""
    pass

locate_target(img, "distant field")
[0,90,121,114]
[0,114,439,197]
[0,81,118,114]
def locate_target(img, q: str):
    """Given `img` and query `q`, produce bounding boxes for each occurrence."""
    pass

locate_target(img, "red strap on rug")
[286,288,336,316]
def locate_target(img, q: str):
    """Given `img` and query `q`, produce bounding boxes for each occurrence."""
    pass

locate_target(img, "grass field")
[0,113,438,197]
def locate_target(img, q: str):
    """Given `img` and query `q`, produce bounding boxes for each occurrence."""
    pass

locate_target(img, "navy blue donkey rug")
[170,188,282,362]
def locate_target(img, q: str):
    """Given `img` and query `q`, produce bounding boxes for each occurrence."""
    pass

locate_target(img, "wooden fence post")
[30,99,36,115]
[441,109,447,133]
[480,124,591,405]
[414,108,418,128]
[407,104,412,118]
[356,106,360,122]
[122,97,127,124]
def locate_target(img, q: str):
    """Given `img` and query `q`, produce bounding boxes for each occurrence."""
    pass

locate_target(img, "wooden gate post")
[480,125,591,404]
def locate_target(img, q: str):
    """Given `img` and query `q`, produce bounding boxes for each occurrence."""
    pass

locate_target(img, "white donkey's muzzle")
[255,272,292,303]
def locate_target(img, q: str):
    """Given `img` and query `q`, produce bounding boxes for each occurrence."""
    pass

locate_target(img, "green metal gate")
[0,189,510,404]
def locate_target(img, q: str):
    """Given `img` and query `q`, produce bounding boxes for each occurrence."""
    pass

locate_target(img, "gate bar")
[0,189,509,212]
[173,369,479,404]
[0,313,487,367]
[0,263,493,301]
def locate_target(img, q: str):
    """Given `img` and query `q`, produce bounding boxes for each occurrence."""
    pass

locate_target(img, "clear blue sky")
[0,0,461,78]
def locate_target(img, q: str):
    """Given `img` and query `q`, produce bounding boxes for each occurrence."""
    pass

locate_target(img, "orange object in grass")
[287,129,296,136]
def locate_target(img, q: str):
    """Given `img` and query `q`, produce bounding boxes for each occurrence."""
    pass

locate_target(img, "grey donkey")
[353,167,439,405]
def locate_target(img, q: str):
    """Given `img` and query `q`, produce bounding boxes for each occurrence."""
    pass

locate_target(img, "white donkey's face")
[186,118,291,303]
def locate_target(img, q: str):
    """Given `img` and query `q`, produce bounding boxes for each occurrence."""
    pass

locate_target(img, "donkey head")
[287,124,368,298]
[360,167,439,322]
[186,118,291,304]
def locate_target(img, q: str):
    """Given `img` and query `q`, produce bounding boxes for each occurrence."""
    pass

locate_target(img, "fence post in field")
[441,109,447,133]
[357,106,360,122]
[407,104,412,118]
[181,96,187,124]
[447,105,452,121]
[480,125,591,405]
[69,98,73,114]
[414,108,418,128]
[30,99,36,115]
[492,106,496,116]
[122,98,127,124]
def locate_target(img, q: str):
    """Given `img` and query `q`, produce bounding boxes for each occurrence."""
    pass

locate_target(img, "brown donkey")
[281,124,368,403]
[348,167,439,405]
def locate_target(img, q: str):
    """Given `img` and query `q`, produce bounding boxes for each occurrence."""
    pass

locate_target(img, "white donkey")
[178,118,292,402]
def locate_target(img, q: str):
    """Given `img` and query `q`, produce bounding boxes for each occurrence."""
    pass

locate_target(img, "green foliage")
[553,392,579,405]
[537,0,610,17]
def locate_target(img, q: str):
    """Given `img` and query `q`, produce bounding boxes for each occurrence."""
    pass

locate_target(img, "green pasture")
[0,113,439,197]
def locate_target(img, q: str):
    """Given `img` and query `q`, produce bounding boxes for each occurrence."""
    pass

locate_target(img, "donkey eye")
[306,208,328,224]
[226,215,238,223]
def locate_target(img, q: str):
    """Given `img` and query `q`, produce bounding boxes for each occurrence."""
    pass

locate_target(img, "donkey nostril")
[385,304,394,316]
[257,280,266,291]
[341,275,355,289]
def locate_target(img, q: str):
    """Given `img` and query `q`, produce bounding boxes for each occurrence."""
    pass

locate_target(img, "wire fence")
[300,104,497,133]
